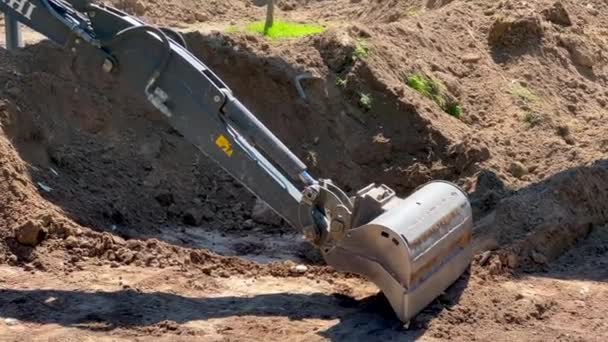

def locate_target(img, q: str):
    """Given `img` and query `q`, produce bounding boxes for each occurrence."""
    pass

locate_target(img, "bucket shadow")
[0,271,469,341]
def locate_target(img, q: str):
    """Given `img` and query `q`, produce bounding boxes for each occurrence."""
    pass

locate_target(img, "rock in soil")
[14,220,46,247]
[488,16,543,49]
[509,161,528,179]
[291,264,309,274]
[3,318,19,326]
[542,2,572,27]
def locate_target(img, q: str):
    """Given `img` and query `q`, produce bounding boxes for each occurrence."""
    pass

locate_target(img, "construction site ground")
[1,0,608,341]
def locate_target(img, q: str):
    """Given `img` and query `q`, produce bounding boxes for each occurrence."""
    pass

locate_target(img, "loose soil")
[1,0,608,341]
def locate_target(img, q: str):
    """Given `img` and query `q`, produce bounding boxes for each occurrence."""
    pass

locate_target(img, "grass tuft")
[359,93,373,111]
[445,104,463,119]
[406,73,463,118]
[407,74,438,99]
[237,20,325,39]
[510,83,539,104]
[353,40,369,60]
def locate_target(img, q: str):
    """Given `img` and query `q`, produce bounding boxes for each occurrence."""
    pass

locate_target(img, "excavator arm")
[2,0,314,228]
[0,0,475,323]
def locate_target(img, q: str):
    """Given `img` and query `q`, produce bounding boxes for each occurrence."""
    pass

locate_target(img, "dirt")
[1,0,608,340]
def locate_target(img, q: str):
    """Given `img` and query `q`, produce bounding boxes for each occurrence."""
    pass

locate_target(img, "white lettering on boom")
[4,0,36,20]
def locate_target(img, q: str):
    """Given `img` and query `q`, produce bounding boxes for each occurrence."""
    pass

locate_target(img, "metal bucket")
[323,181,473,322]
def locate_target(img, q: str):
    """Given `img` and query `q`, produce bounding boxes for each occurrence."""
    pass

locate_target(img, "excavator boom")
[0,0,473,322]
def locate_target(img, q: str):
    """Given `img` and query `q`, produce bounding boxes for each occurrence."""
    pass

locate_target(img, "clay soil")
[1,0,608,341]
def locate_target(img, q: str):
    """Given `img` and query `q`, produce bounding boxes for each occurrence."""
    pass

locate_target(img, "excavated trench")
[1,31,607,272]
[1,33,459,232]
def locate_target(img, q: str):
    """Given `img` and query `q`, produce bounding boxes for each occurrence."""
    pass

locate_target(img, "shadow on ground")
[0,273,469,340]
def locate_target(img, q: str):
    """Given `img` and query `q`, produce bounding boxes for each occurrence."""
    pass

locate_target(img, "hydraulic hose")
[39,0,100,46]
[100,25,172,97]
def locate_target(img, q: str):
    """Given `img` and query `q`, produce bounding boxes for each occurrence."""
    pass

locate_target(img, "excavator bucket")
[321,181,473,322]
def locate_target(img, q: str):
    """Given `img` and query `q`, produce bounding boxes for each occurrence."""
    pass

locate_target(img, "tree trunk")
[264,0,274,34]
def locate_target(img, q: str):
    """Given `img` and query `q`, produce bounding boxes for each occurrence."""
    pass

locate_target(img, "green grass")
[359,93,373,111]
[238,20,325,39]
[353,40,369,60]
[336,77,348,88]
[407,74,439,100]
[510,83,539,104]
[445,104,463,119]
[406,73,463,118]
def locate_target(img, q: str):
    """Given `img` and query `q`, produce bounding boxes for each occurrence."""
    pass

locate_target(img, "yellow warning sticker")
[215,134,233,157]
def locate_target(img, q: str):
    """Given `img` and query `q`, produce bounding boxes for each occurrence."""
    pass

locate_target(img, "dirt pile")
[476,160,608,272]
[0,131,336,280]
[0,42,263,236]
[0,45,333,278]
[107,0,255,25]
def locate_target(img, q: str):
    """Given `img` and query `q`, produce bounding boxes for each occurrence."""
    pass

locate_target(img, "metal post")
[5,14,22,50]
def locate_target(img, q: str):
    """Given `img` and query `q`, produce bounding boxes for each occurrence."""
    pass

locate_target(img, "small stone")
[461,54,482,63]
[509,161,528,179]
[4,318,19,326]
[291,264,308,273]
[44,297,57,305]
[564,136,576,145]
[560,35,595,68]
[15,220,46,247]
[65,235,79,248]
[542,2,572,27]
[571,48,595,68]
[479,251,492,266]
[112,236,126,246]
[488,16,543,48]
[195,12,209,22]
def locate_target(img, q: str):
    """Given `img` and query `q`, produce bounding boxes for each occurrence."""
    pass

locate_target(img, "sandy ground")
[1,0,608,341]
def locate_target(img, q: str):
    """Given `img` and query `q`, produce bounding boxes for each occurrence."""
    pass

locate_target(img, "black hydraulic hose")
[39,0,99,46]
[100,25,172,95]
[159,27,188,50]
